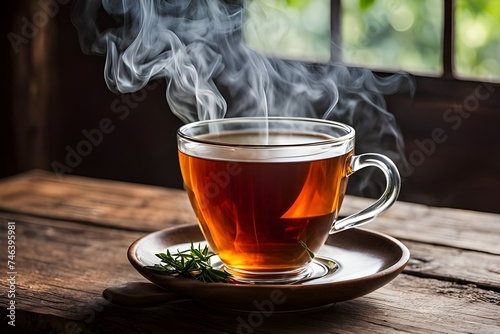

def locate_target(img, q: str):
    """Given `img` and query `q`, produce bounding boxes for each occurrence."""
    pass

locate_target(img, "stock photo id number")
[6,221,17,327]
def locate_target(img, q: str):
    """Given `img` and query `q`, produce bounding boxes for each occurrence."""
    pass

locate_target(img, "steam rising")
[71,0,413,195]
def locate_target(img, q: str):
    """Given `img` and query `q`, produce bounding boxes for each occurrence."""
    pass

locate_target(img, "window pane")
[455,0,500,82]
[341,0,443,75]
[244,0,331,63]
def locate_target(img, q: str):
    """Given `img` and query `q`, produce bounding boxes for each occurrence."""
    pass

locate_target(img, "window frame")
[330,0,500,95]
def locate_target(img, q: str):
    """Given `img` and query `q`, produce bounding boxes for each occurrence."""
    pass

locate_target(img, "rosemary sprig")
[298,240,315,259]
[145,242,232,283]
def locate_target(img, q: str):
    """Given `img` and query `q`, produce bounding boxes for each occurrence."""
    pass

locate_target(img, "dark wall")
[386,77,500,214]
[1,2,17,178]
[3,1,185,189]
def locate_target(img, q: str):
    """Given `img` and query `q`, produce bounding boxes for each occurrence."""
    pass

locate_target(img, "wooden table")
[0,170,499,333]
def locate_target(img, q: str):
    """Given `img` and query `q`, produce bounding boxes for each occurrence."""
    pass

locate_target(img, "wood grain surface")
[0,170,499,333]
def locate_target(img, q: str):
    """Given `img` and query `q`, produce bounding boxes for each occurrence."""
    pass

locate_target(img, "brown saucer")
[128,224,409,312]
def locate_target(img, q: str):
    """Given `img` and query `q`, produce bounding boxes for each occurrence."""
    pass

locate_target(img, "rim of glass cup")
[177,117,355,147]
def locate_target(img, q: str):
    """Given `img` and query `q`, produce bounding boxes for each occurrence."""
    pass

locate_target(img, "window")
[244,0,500,82]
[244,0,331,63]
[455,0,500,81]
[341,0,443,75]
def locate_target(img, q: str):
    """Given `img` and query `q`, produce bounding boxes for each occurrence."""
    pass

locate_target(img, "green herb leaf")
[145,243,232,283]
[298,240,315,259]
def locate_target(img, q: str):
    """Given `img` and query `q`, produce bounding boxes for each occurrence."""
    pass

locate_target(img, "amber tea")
[179,132,352,276]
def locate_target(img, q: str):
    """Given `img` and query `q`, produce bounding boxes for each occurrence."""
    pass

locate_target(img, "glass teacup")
[177,117,400,283]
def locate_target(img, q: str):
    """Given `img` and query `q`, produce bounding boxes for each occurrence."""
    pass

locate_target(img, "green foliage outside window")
[341,0,443,75]
[244,0,500,81]
[455,0,500,81]
[244,0,331,63]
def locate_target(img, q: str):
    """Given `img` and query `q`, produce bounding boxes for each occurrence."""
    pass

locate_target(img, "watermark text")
[6,221,17,327]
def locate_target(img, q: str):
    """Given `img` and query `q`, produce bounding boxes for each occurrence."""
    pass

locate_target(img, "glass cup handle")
[330,153,401,234]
